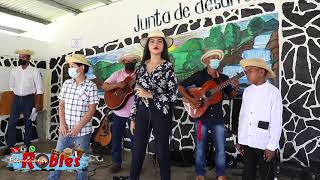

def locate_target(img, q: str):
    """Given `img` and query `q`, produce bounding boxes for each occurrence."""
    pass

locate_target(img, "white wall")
[22,0,262,58]
[15,0,282,58]
[0,32,49,60]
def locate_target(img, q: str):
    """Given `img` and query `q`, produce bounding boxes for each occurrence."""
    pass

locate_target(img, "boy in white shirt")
[237,58,283,180]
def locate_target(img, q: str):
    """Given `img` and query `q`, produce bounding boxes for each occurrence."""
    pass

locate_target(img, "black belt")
[14,94,34,98]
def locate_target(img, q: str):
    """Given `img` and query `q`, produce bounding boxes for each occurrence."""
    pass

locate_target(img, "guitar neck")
[215,79,233,92]
[210,71,245,94]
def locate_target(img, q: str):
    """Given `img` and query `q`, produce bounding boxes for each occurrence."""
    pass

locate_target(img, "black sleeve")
[130,66,143,121]
[221,74,234,95]
[179,71,201,88]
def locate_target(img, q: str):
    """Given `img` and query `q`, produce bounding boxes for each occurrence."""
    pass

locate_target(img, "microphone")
[134,84,149,107]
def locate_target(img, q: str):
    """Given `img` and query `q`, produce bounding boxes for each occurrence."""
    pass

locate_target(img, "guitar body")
[182,71,245,119]
[183,80,223,118]
[104,76,135,110]
[94,116,112,147]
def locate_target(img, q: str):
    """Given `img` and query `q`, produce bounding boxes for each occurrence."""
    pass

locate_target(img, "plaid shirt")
[58,79,99,136]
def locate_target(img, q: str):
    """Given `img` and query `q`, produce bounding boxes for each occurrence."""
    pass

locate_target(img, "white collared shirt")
[9,65,43,96]
[238,81,283,151]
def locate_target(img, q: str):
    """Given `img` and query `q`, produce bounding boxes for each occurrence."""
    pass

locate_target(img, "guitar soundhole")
[205,91,212,98]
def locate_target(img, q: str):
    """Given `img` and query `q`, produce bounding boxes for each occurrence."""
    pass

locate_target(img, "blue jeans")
[7,95,34,148]
[112,114,134,166]
[194,119,226,177]
[48,133,91,180]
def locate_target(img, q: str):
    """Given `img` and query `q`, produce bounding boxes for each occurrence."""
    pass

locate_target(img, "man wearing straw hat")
[102,53,140,173]
[178,49,239,180]
[6,49,43,154]
[236,58,283,180]
[48,54,99,180]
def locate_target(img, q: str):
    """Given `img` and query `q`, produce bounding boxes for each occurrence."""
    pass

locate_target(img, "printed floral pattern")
[130,61,178,121]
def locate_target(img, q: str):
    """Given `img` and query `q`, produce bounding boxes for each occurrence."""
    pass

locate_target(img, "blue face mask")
[209,59,221,69]
[68,67,80,79]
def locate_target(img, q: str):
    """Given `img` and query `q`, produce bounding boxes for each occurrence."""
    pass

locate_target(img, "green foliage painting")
[86,14,278,85]
[92,61,124,81]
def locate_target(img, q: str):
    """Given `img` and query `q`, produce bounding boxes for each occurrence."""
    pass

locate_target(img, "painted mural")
[49,1,320,167]
[0,0,315,170]
[85,13,279,97]
[56,8,281,161]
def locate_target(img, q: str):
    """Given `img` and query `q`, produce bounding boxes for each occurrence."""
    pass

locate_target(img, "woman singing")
[129,30,178,180]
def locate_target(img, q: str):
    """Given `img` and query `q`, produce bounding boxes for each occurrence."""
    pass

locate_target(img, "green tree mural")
[91,15,278,83]
[224,23,241,55]
[93,61,124,81]
[170,16,276,81]
[203,26,225,51]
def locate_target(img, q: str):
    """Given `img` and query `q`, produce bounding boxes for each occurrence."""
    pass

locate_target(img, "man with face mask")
[178,49,239,180]
[101,53,140,173]
[48,54,99,180]
[6,49,43,154]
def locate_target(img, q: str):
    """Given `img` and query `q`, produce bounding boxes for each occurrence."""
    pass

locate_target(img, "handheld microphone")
[134,84,149,107]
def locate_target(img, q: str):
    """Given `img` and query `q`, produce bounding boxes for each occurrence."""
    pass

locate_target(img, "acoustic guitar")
[104,76,135,110]
[94,110,112,147]
[182,72,245,118]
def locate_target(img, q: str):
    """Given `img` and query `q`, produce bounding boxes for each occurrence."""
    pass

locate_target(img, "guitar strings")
[208,71,245,95]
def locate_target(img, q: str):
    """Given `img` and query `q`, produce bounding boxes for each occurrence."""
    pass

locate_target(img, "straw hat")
[65,54,90,66]
[140,30,173,48]
[15,49,34,55]
[118,53,141,64]
[200,49,224,65]
[240,58,276,79]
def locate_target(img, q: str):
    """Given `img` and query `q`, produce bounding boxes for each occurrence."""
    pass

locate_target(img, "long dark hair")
[141,37,170,64]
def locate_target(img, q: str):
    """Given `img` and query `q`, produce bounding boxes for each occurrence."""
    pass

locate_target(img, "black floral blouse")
[130,61,178,121]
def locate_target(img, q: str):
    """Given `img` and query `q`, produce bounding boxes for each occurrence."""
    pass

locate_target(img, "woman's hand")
[130,121,136,135]
[135,87,153,99]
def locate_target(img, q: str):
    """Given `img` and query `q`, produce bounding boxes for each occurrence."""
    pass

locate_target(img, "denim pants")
[48,133,91,180]
[7,94,34,148]
[194,119,226,177]
[112,114,134,166]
